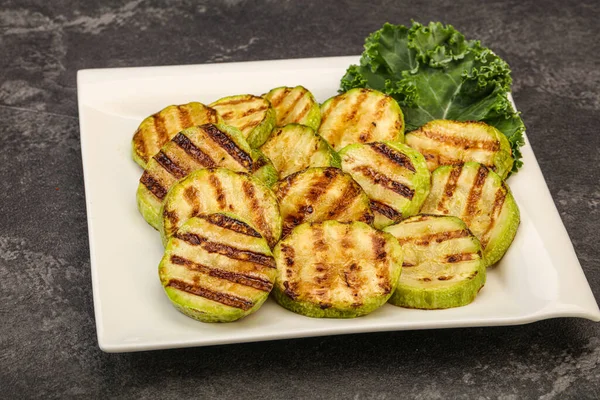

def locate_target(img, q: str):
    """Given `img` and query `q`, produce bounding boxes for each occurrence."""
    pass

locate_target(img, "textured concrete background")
[1,0,599,398]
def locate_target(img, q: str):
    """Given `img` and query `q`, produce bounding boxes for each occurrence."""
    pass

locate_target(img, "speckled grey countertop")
[1,0,599,398]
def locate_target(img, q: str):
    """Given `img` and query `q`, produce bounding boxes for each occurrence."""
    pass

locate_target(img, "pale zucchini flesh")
[420,162,520,266]
[318,88,405,151]
[273,167,373,236]
[340,141,431,229]
[159,213,276,322]
[137,123,277,230]
[260,124,341,178]
[210,94,276,148]
[263,86,321,130]
[132,102,221,168]
[406,120,514,179]
[160,168,282,248]
[272,221,403,318]
[383,215,486,309]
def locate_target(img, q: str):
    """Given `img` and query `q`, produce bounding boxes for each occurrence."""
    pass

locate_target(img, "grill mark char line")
[153,150,188,179]
[480,187,508,247]
[140,171,167,200]
[167,279,254,310]
[418,127,501,151]
[170,255,272,292]
[438,165,463,213]
[396,229,470,246]
[202,124,253,171]
[172,132,216,167]
[174,232,276,268]
[199,213,262,238]
[462,165,489,224]
[368,142,416,172]
[370,200,401,221]
[354,165,415,199]
[242,180,275,247]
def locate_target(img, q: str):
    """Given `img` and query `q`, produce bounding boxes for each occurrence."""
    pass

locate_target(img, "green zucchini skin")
[406,120,514,179]
[250,149,279,187]
[159,213,276,322]
[132,102,221,168]
[339,141,430,229]
[159,167,282,248]
[210,94,276,148]
[260,124,340,178]
[273,167,373,236]
[318,88,405,151]
[384,215,486,309]
[272,221,403,318]
[263,86,321,130]
[136,123,277,230]
[420,162,520,266]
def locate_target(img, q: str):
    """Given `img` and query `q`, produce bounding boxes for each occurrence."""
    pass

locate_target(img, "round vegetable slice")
[263,86,321,130]
[209,94,276,148]
[406,120,514,179]
[273,167,373,236]
[260,124,340,178]
[340,141,430,229]
[160,167,282,248]
[420,162,520,266]
[132,102,221,168]
[137,123,277,230]
[159,213,277,322]
[383,215,486,309]
[318,88,404,151]
[272,220,403,318]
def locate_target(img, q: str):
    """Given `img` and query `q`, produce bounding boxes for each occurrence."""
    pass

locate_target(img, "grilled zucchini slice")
[383,215,486,309]
[273,167,373,236]
[159,213,276,322]
[406,120,514,179]
[137,123,277,230]
[318,88,404,151]
[209,94,276,148]
[339,141,430,229]
[160,167,282,248]
[420,162,520,266]
[260,124,341,178]
[132,102,221,168]
[272,220,403,318]
[262,86,321,130]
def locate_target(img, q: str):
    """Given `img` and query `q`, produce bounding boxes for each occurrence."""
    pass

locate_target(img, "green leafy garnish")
[341,21,525,173]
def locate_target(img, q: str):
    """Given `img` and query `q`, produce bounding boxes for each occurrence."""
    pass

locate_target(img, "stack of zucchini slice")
[131,85,520,322]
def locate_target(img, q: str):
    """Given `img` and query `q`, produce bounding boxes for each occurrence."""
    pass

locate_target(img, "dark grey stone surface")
[1,0,599,398]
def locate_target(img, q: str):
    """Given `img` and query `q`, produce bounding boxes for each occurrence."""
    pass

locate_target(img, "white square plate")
[77,56,600,353]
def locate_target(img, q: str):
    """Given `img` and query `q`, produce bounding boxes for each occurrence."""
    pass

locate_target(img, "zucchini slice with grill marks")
[406,120,514,179]
[160,167,282,248]
[262,86,321,130]
[383,215,486,309]
[159,213,276,322]
[318,88,404,151]
[272,220,403,318]
[260,124,341,178]
[209,94,276,148]
[420,162,520,266]
[273,167,373,236]
[132,102,221,168]
[340,141,430,229]
[137,123,277,230]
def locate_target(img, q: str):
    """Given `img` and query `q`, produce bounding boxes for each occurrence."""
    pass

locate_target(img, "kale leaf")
[340,21,525,173]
